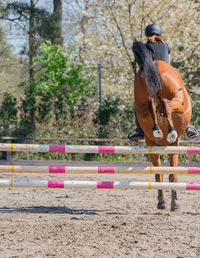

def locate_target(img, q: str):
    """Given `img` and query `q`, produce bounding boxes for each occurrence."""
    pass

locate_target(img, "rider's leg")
[128,111,144,141]
[186,98,198,138]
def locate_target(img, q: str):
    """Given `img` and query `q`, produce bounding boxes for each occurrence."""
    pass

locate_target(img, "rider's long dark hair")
[132,40,162,96]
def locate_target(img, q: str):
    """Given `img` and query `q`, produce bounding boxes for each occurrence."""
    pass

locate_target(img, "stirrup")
[186,125,199,138]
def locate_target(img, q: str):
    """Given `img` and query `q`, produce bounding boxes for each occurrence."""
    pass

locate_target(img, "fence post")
[6,140,12,162]
[98,64,102,106]
[137,141,143,163]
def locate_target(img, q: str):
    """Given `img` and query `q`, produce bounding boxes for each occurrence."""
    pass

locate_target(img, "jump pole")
[1,165,200,175]
[0,143,200,154]
[0,179,200,190]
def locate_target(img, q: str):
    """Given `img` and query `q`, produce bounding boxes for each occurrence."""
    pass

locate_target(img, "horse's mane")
[132,40,162,96]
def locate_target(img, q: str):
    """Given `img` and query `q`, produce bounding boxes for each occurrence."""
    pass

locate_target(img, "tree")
[20,41,96,126]
[1,0,64,78]
[53,0,63,45]
[29,0,36,79]
[64,0,200,103]
[0,92,18,129]
[0,2,12,58]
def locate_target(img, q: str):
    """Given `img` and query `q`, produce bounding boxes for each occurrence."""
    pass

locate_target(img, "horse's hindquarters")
[136,110,191,146]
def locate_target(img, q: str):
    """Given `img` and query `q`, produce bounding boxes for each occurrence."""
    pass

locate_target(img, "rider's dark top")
[145,41,171,63]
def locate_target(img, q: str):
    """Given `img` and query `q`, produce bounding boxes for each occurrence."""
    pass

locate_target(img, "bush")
[0,92,18,129]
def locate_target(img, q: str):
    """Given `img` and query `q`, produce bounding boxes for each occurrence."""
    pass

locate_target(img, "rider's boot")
[128,126,144,142]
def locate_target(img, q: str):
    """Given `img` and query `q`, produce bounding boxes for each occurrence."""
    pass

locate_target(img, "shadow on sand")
[0,205,109,215]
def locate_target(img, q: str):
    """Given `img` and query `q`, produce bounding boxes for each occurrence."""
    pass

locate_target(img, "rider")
[130,23,199,141]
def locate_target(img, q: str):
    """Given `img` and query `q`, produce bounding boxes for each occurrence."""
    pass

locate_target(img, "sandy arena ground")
[0,161,200,258]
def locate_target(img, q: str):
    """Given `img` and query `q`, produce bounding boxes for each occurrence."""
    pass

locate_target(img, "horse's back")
[156,61,190,102]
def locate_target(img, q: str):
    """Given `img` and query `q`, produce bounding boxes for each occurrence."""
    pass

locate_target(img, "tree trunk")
[79,1,89,59]
[29,0,35,80]
[53,0,63,45]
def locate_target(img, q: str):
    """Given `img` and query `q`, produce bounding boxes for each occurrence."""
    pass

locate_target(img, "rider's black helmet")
[145,24,162,36]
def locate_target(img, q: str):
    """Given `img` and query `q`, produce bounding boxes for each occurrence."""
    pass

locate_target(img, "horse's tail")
[132,40,162,96]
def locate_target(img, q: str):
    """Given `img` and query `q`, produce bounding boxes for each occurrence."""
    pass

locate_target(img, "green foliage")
[19,41,96,127]
[18,85,36,133]
[190,101,200,126]
[37,95,53,124]
[0,3,13,58]
[35,42,96,107]
[36,42,96,120]
[37,12,63,45]
[4,2,59,45]
[93,94,136,140]
[119,103,135,132]
[94,95,120,126]
[94,95,120,139]
[0,92,18,129]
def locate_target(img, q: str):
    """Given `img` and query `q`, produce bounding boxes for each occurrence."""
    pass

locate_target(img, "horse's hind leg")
[162,99,178,143]
[169,153,179,211]
[167,125,178,144]
[148,98,163,140]
[150,153,165,209]
[156,176,165,209]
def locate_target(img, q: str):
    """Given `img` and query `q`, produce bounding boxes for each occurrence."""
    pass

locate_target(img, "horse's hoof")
[157,202,165,210]
[153,129,163,140]
[170,203,179,212]
[167,130,178,143]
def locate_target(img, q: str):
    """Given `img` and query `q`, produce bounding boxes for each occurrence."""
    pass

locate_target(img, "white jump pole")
[0,165,200,175]
[0,179,200,190]
[0,143,199,154]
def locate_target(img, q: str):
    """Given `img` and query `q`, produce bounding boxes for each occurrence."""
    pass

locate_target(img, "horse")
[132,41,192,211]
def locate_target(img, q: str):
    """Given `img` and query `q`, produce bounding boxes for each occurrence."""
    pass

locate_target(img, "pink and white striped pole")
[0,179,200,190]
[1,165,200,175]
[0,143,199,154]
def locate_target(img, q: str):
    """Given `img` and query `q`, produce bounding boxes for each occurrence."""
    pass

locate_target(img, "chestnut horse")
[132,41,192,211]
